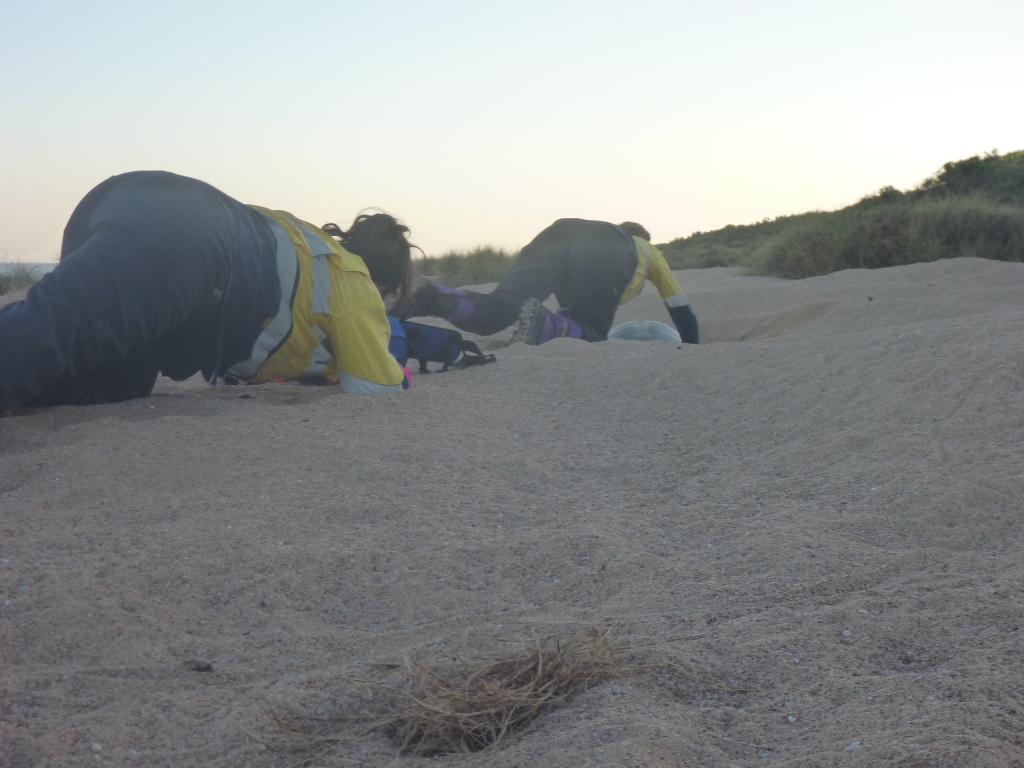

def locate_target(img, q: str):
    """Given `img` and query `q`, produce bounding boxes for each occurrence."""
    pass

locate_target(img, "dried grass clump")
[377,627,622,756]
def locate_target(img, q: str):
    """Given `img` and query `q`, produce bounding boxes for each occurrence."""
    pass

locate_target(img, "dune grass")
[659,215,805,271]
[414,245,518,286]
[0,261,42,296]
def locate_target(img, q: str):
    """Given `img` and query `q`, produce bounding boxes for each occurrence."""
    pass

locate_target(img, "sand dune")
[1,257,1022,767]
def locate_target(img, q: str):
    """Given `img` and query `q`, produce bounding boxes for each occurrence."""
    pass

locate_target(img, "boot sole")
[510,298,542,345]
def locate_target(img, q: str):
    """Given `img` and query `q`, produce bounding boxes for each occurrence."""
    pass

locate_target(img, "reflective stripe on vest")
[621,237,652,303]
[296,222,335,377]
[227,213,342,381]
[226,213,300,380]
[637,239,651,276]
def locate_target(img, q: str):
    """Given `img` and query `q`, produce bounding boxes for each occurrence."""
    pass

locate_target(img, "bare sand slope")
[1,257,1022,767]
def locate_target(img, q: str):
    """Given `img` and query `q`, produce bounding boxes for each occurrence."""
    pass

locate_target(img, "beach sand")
[1,257,1022,767]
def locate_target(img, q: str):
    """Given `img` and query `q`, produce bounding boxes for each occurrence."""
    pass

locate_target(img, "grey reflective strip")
[227,215,299,380]
[664,293,690,308]
[637,239,651,275]
[339,371,403,394]
[297,223,334,314]
[309,254,331,314]
[297,222,334,256]
[303,327,330,376]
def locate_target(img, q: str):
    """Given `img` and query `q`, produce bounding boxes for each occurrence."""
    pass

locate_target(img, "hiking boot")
[510,298,584,345]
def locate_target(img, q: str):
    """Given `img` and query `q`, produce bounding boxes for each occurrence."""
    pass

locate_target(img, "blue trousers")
[0,172,278,414]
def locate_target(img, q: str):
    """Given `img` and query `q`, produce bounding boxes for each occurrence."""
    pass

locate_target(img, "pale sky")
[2,1,1022,261]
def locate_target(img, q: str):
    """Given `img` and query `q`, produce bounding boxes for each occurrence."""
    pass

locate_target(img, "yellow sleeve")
[646,243,684,300]
[327,270,405,388]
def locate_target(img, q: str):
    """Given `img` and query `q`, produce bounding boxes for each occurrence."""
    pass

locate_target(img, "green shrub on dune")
[662,150,1024,279]
[917,150,1024,205]
[752,194,1024,278]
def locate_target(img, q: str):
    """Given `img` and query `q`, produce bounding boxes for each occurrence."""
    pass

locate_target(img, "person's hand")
[668,304,700,344]
[390,278,438,320]
[401,367,413,389]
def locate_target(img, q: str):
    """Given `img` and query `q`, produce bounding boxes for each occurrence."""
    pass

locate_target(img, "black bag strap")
[411,335,496,373]
[456,341,497,368]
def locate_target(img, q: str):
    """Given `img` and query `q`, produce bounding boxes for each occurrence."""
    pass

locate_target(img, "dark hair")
[322,212,417,301]
[618,221,651,241]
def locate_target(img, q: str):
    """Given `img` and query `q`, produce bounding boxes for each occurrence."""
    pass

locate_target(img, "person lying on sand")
[393,219,699,346]
[0,170,415,416]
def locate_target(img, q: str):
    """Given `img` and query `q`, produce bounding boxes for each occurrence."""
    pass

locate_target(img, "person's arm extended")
[666,296,699,345]
[328,277,408,394]
[646,244,699,344]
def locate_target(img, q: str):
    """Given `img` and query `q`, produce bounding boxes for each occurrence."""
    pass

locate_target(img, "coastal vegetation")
[413,245,518,287]
[662,149,1024,277]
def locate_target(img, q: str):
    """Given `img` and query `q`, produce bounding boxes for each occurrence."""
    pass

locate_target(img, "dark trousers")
[0,171,277,414]
[454,219,637,341]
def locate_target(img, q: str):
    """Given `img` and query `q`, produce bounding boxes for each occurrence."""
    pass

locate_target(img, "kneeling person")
[0,171,415,415]
[395,219,699,345]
